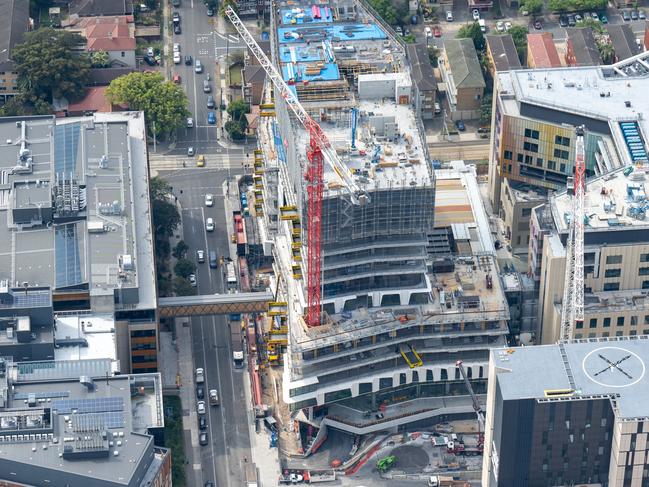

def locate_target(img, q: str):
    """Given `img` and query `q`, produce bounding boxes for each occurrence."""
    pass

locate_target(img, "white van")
[478,19,486,32]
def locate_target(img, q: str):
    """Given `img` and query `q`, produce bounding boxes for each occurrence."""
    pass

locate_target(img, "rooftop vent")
[79,375,95,391]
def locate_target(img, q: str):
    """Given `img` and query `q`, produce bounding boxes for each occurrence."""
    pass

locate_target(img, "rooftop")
[53,313,117,362]
[0,113,155,311]
[443,38,486,89]
[566,27,602,66]
[606,23,641,62]
[493,337,649,419]
[0,0,30,69]
[0,357,164,485]
[486,34,522,72]
[526,33,562,69]
[407,43,437,92]
[68,0,134,17]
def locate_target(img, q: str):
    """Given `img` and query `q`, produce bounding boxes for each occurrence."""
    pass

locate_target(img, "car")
[472,9,480,20]
[207,95,215,109]
[446,10,453,21]
[433,26,441,37]
[197,250,205,263]
[146,47,155,57]
[199,432,208,446]
[189,274,197,287]
[521,9,529,15]
[197,154,206,167]
[172,0,180,6]
[184,54,193,65]
[203,79,211,93]
[424,26,432,37]
[209,389,219,406]
[173,74,181,83]
[143,56,156,66]
[173,52,181,64]
[195,60,203,73]
[600,14,608,23]
[496,20,505,32]
[640,10,646,19]
[205,483,214,487]
[173,43,180,53]
[455,120,466,131]
[187,148,195,158]
[632,10,639,20]
[394,25,403,35]
[197,401,206,415]
[590,11,599,20]
[404,28,410,35]
[206,218,214,232]
[196,385,204,399]
[289,474,303,484]
[504,21,512,31]
[207,112,216,124]
[567,14,576,26]
[187,117,194,128]
[174,24,181,34]
[207,6,214,16]
[574,13,583,22]
[198,415,207,430]
[195,367,204,383]
[559,15,568,27]
[533,19,542,29]
[623,10,631,21]
[205,194,214,207]
[172,11,180,23]
[434,102,441,114]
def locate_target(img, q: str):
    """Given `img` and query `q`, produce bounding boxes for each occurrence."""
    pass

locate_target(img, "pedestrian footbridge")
[158,291,273,317]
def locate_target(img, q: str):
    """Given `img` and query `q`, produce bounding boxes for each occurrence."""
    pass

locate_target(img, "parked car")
[590,11,599,21]
[445,10,453,21]
[455,120,466,131]
[207,112,216,124]
[186,117,194,128]
[172,0,180,6]
[195,368,204,383]
[174,24,181,34]
[197,401,206,415]
[623,10,631,21]
[567,14,576,26]
[472,9,480,20]
[433,26,441,37]
[199,415,207,430]
[424,26,432,37]
[199,432,208,446]
[205,194,214,207]
[173,43,180,53]
[173,74,181,83]
[574,13,583,22]
[496,20,505,32]
[207,95,215,109]
[559,15,568,27]
[197,154,206,167]
[203,79,211,93]
[143,56,156,66]
[172,11,180,23]
[173,52,181,64]
[207,6,214,16]
[395,25,403,35]
[640,9,646,19]
[205,218,214,232]
[185,54,193,65]
[632,9,639,20]
[504,21,512,31]
[189,274,197,287]
[195,59,203,73]
[146,47,155,57]
[600,14,608,23]
[196,385,204,399]
[197,249,205,263]
[533,19,542,29]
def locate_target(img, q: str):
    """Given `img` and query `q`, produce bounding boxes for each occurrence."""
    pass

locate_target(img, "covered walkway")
[158,291,273,317]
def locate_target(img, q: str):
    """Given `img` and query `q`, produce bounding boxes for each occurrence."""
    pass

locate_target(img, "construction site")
[224,0,509,463]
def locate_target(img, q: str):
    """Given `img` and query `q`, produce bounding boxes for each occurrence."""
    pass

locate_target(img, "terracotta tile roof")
[82,16,135,51]
[527,33,562,68]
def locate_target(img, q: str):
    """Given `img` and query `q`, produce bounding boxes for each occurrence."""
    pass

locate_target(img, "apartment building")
[252,0,508,441]
[565,27,602,66]
[0,113,158,373]
[440,38,486,120]
[0,0,30,103]
[0,356,170,487]
[483,339,649,487]
[485,34,522,77]
[526,32,562,69]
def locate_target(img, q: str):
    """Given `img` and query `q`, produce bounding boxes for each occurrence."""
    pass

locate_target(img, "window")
[121,51,125,57]
[524,155,533,164]
[639,267,649,276]
[504,150,513,160]
[426,370,433,381]
[589,318,597,328]
[359,382,372,394]
[602,332,609,337]
[412,371,419,382]
[575,333,582,339]
[604,282,620,291]
[524,128,539,139]
[379,377,393,389]
[603,317,611,327]
[641,253,649,263]
[524,128,532,138]
[643,280,649,290]
[554,148,562,158]
[548,160,556,170]
[536,157,544,166]
[555,135,570,146]
[522,208,532,217]
[523,142,539,153]
[605,268,621,278]
[576,321,584,329]
[616,331,624,337]
[560,163,566,172]
[606,255,623,264]
[617,316,625,327]
[399,373,407,385]
[631,316,638,326]
[517,153,524,163]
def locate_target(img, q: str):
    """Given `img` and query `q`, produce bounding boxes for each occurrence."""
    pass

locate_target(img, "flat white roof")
[54,313,117,362]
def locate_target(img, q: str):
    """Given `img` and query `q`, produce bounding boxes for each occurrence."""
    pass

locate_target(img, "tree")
[206,0,218,7]
[457,22,485,51]
[225,119,246,140]
[367,0,407,25]
[508,25,529,62]
[12,28,90,105]
[149,177,180,238]
[106,71,190,139]
[519,0,543,15]
[225,99,249,140]
[220,0,238,17]
[172,240,189,260]
[90,50,111,68]
[548,0,606,12]
[480,94,493,126]
[150,176,172,202]
[173,276,196,296]
[174,258,196,279]
[227,98,249,122]
[0,93,51,116]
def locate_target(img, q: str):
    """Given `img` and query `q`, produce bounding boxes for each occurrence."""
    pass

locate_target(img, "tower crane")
[455,360,485,447]
[559,126,586,342]
[225,7,368,327]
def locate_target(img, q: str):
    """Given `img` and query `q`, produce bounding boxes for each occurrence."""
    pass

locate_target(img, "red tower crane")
[225,7,367,326]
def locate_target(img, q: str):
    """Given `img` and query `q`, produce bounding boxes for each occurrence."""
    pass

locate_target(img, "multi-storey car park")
[247,0,510,444]
[0,357,170,487]
[0,113,158,372]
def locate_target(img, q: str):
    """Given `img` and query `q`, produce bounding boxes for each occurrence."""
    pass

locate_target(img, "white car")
[187,146,195,156]
[472,9,480,20]
[146,47,155,57]
[195,367,204,383]
[504,21,512,31]
[186,117,194,128]
[173,52,181,64]
[173,43,180,53]
[496,21,505,32]
[424,26,432,37]
[197,401,206,415]
[189,274,197,287]
[205,194,214,207]
[196,250,205,263]
[205,217,214,232]
[446,10,453,21]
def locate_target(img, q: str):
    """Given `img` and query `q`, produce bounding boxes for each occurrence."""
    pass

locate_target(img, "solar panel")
[72,412,125,430]
[52,397,124,414]
[14,391,69,400]
[54,123,80,175]
[55,223,83,289]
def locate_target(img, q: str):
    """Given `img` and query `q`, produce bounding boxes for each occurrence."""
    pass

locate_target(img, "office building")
[483,339,649,487]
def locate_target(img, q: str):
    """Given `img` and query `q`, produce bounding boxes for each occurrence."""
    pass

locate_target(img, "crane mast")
[559,126,586,342]
[455,360,485,445]
[225,7,367,326]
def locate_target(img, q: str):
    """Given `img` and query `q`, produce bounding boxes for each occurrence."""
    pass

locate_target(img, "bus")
[226,261,237,290]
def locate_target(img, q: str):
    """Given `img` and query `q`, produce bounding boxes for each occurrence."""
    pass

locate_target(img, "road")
[169,1,248,155]
[165,166,249,487]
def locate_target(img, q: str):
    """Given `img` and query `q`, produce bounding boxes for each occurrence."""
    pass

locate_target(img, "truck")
[428,476,470,487]
[447,439,483,456]
[245,463,258,487]
[231,321,244,368]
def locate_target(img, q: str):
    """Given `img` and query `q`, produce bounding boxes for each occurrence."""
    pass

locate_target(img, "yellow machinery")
[400,344,423,368]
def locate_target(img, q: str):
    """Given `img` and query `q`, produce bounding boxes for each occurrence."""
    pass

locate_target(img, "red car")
[173,74,181,83]
[433,26,442,37]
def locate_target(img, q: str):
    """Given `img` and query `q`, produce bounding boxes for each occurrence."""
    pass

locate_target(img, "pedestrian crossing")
[148,152,244,172]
